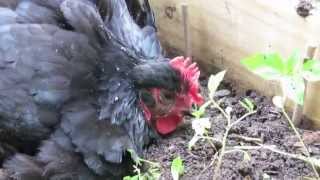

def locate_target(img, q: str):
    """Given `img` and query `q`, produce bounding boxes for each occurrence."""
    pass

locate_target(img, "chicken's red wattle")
[156,115,182,135]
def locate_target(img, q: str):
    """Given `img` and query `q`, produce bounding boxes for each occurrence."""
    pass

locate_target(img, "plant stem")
[211,100,231,126]
[197,152,219,180]
[212,127,230,180]
[139,158,160,168]
[212,102,257,180]
[201,136,221,142]
[280,84,319,178]
[231,145,320,169]
[203,133,219,151]
[231,134,263,143]
[230,111,257,127]
[281,108,319,178]
[224,149,250,156]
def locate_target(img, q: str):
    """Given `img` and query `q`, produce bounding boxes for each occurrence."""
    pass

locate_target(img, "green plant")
[188,70,257,180]
[242,51,320,178]
[189,71,228,150]
[211,97,256,180]
[241,52,320,105]
[123,149,161,180]
[171,156,184,180]
[189,68,320,179]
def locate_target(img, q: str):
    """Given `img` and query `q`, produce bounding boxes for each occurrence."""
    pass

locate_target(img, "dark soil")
[144,80,320,180]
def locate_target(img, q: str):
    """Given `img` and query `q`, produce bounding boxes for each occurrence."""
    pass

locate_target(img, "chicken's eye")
[160,91,175,101]
[140,90,156,108]
[163,92,174,99]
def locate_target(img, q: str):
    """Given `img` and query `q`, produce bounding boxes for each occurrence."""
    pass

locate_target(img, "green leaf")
[189,117,211,149]
[192,118,211,135]
[123,175,139,180]
[208,70,226,99]
[145,167,161,180]
[303,59,320,81]
[281,77,305,105]
[127,149,141,165]
[191,101,211,118]
[245,98,254,111]
[285,50,301,75]
[239,98,254,112]
[241,53,285,80]
[171,156,184,180]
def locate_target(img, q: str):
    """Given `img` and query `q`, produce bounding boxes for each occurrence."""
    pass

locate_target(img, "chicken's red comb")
[169,56,204,105]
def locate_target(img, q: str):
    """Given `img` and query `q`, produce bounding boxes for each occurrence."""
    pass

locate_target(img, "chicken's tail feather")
[60,0,108,44]
[104,0,163,60]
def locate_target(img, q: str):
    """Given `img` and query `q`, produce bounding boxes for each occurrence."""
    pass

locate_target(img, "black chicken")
[0,0,203,179]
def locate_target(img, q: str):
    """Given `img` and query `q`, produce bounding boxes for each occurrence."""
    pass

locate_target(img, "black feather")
[104,0,163,60]
[130,61,180,91]
[0,0,185,179]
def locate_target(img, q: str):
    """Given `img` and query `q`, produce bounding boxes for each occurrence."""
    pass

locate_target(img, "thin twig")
[212,109,257,180]
[196,152,219,180]
[211,100,231,126]
[203,133,219,151]
[231,144,320,169]
[224,149,250,156]
[139,158,161,168]
[231,134,263,144]
[279,76,319,178]
[282,108,319,178]
[230,111,257,127]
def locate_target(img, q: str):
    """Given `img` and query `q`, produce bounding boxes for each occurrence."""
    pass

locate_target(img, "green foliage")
[281,76,305,105]
[188,117,211,149]
[171,156,184,180]
[189,70,226,149]
[123,175,139,180]
[239,98,255,112]
[303,59,320,81]
[124,149,161,180]
[127,149,141,165]
[241,51,320,105]
[123,167,161,180]
[208,70,226,99]
[241,53,285,80]
[191,101,211,119]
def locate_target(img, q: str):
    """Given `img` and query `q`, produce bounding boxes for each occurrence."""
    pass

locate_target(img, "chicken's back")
[0,0,101,160]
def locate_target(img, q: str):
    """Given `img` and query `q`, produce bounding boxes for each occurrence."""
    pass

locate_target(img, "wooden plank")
[292,46,317,126]
[150,0,320,127]
[304,47,320,127]
[181,4,192,58]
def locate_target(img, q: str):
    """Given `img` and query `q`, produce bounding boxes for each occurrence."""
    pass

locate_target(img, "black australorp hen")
[0,0,203,179]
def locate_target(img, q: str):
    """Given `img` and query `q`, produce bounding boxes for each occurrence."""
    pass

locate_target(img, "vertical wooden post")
[181,3,192,58]
[292,45,318,126]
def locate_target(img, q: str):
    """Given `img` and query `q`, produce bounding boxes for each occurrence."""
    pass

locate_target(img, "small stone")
[214,89,231,98]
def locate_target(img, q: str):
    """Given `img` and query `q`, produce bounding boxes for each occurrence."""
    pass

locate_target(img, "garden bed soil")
[144,80,320,180]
